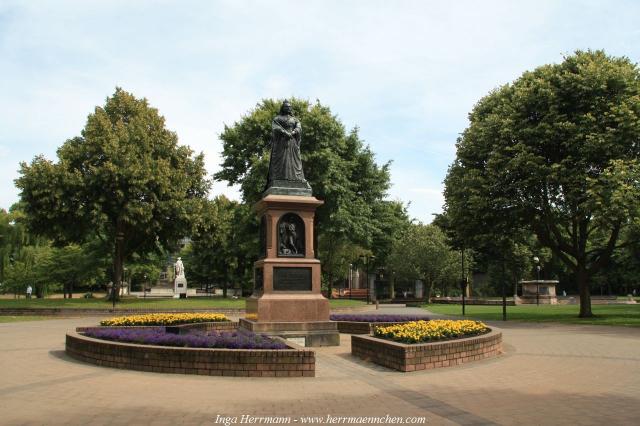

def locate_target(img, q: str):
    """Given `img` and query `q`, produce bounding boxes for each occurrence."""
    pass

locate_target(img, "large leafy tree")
[436,211,551,297]
[50,241,110,298]
[591,224,640,295]
[3,244,55,297]
[185,196,256,297]
[320,200,409,297]
[1,205,109,297]
[443,50,640,317]
[16,88,209,301]
[126,250,167,292]
[215,98,400,283]
[0,205,51,296]
[0,208,22,287]
[387,223,460,301]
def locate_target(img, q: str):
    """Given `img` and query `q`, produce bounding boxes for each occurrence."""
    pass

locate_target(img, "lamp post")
[533,256,541,306]
[123,267,128,298]
[501,258,507,321]
[391,270,396,300]
[460,247,467,316]
[359,255,375,304]
[348,263,352,300]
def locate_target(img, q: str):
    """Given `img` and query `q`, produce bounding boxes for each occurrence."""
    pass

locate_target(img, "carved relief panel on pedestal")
[277,213,305,257]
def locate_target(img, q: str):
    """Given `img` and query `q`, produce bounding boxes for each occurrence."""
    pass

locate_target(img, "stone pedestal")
[174,276,187,298]
[239,318,339,347]
[242,194,339,347]
[517,280,558,304]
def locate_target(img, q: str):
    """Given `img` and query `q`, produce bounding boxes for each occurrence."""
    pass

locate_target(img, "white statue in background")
[174,257,187,298]
[175,257,185,278]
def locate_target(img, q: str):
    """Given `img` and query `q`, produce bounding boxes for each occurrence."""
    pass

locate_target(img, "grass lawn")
[0,315,50,323]
[423,303,640,327]
[327,299,368,308]
[0,297,366,310]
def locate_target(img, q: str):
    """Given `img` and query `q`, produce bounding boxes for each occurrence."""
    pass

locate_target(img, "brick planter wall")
[66,331,315,377]
[351,328,502,372]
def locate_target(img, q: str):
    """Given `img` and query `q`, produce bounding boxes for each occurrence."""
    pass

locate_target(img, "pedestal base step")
[239,318,339,347]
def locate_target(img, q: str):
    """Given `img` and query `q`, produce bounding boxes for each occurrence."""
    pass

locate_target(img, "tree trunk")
[327,273,333,299]
[426,277,434,302]
[64,282,73,299]
[577,264,593,318]
[389,275,395,300]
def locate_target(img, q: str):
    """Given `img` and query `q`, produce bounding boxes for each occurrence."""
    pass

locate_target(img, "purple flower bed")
[83,327,288,350]
[330,314,430,323]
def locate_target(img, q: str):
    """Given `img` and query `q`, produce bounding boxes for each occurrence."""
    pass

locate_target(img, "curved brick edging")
[351,328,502,372]
[65,331,315,377]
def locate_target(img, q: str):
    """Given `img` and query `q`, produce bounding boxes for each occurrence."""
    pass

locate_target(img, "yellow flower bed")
[374,319,488,344]
[100,313,229,327]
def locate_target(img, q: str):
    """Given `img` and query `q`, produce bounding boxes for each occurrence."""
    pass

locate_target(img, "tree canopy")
[16,88,209,300]
[184,196,256,297]
[387,223,462,299]
[443,50,640,317]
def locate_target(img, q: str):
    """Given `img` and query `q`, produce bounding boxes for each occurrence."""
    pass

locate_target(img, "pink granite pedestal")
[241,194,339,347]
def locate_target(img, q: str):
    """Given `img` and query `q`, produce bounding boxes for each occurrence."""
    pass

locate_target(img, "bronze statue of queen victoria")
[265,100,312,196]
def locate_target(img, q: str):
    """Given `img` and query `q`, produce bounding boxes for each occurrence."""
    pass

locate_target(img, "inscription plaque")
[273,267,312,291]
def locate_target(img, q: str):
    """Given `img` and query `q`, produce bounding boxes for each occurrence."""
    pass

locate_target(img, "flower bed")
[76,321,238,335]
[83,327,287,349]
[100,312,229,326]
[330,314,430,322]
[352,326,502,372]
[374,320,488,344]
[330,314,430,335]
[66,331,315,377]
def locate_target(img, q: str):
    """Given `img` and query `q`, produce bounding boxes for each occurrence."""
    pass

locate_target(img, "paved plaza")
[1,309,640,425]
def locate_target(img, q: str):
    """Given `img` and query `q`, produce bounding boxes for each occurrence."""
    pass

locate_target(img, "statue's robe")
[268,114,306,183]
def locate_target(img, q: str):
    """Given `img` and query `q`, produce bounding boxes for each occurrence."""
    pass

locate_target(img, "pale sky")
[1,0,639,222]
